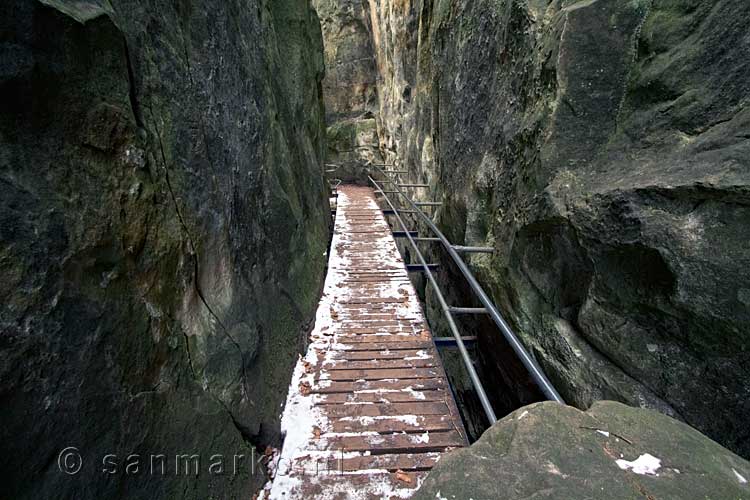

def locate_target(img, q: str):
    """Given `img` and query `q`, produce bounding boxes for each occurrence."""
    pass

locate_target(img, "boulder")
[415,401,750,500]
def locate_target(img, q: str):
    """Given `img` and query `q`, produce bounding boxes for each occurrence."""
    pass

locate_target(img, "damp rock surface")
[0,0,329,498]
[313,0,383,181]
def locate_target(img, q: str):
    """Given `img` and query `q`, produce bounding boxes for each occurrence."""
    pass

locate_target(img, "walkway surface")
[266,185,467,499]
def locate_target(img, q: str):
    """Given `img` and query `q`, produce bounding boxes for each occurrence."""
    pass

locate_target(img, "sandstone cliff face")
[314,0,382,181]
[0,1,328,498]
[365,0,750,456]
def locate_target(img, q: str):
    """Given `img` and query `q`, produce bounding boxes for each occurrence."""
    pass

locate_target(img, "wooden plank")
[323,401,449,418]
[330,335,428,344]
[297,472,427,499]
[340,298,410,304]
[328,348,434,361]
[314,389,447,404]
[322,430,465,452]
[329,414,457,434]
[340,452,441,472]
[289,452,441,474]
[323,358,437,370]
[326,339,434,351]
[326,367,441,381]
[312,378,446,394]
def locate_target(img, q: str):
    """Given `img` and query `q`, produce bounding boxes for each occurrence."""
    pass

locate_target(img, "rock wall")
[365,0,750,456]
[314,0,382,182]
[0,0,329,498]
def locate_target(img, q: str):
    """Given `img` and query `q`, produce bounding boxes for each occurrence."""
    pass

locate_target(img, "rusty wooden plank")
[323,401,449,418]
[311,378,446,394]
[329,414,457,434]
[326,367,441,381]
[322,430,465,452]
[323,358,437,370]
[327,348,435,360]
[314,389,447,404]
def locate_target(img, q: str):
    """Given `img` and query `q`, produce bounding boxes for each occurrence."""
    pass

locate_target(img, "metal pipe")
[383,209,417,215]
[453,245,494,254]
[370,165,564,404]
[406,264,439,272]
[449,307,488,314]
[393,231,419,238]
[415,201,442,207]
[434,336,478,346]
[370,176,499,424]
[398,184,430,188]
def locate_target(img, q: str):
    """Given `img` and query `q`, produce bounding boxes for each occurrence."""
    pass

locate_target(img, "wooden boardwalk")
[266,185,467,499]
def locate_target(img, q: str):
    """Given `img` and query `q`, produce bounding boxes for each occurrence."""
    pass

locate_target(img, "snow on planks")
[265,185,467,499]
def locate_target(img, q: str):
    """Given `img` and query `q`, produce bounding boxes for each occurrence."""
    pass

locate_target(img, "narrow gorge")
[1,0,749,499]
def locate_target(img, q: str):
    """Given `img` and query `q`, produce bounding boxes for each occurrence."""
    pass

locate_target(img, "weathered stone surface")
[414,401,750,500]
[314,0,378,121]
[0,0,328,498]
[366,0,750,456]
[314,0,383,181]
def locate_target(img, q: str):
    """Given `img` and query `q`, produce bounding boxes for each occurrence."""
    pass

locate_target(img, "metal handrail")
[369,176,498,423]
[368,164,564,410]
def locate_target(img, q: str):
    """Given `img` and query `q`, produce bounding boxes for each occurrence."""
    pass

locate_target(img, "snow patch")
[410,432,430,444]
[733,468,748,484]
[616,453,662,476]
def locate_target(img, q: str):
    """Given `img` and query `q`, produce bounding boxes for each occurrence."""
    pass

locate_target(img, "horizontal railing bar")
[415,201,442,207]
[449,307,488,314]
[414,237,441,242]
[453,245,494,254]
[434,336,478,346]
[370,165,564,406]
[393,231,419,238]
[406,264,439,272]
[385,170,408,174]
[398,184,429,188]
[383,209,416,215]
